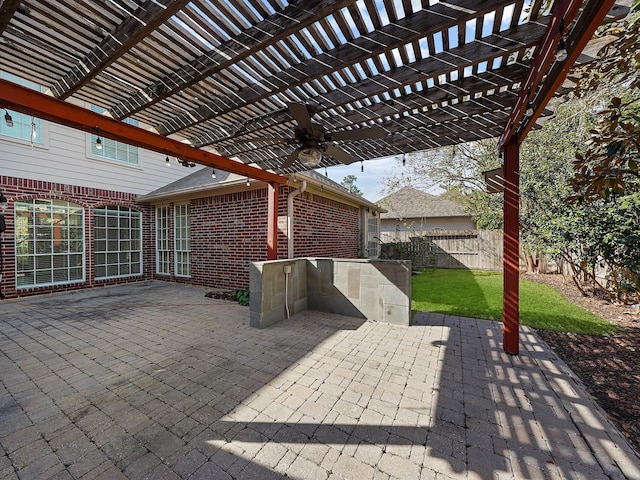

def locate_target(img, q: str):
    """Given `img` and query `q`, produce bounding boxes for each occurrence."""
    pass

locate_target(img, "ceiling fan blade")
[288,102,313,130]
[280,149,300,169]
[324,144,356,165]
[328,126,386,141]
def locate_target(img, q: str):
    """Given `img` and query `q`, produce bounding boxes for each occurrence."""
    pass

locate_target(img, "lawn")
[412,269,616,334]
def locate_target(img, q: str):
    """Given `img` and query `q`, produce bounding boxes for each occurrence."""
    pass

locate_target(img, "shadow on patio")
[0,282,638,479]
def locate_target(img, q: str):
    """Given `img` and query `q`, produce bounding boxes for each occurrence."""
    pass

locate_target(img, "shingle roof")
[378,186,468,219]
[137,166,380,211]
[136,167,242,202]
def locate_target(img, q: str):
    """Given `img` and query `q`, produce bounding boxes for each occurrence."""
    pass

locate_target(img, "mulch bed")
[527,274,640,455]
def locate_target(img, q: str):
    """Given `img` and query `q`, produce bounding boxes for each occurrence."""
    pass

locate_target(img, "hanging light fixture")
[555,38,568,62]
[524,88,534,118]
[361,161,364,173]
[4,110,13,128]
[211,168,216,179]
[246,177,250,187]
[525,104,534,118]
[555,20,568,62]
[165,155,171,166]
[95,128,103,150]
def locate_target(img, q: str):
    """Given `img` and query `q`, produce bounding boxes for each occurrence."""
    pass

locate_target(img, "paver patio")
[0,281,638,480]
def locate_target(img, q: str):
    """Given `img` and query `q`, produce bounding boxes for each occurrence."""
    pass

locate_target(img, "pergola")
[0,0,627,354]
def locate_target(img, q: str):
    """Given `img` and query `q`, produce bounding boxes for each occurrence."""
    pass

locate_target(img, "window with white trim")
[174,204,191,277]
[367,214,380,258]
[156,206,170,275]
[94,206,142,279]
[90,105,139,165]
[15,199,84,287]
[1,71,43,143]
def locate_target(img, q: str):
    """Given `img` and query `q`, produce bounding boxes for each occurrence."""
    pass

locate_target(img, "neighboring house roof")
[137,167,382,211]
[378,186,468,219]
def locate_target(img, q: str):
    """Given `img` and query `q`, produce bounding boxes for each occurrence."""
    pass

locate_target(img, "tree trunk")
[524,250,537,273]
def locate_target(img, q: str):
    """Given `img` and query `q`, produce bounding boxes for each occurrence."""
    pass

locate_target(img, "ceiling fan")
[238,102,386,169]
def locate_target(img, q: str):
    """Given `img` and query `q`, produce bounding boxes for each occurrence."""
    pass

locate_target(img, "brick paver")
[0,281,639,479]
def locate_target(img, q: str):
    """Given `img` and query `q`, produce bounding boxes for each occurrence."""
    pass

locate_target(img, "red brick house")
[0,102,381,299]
[136,168,381,290]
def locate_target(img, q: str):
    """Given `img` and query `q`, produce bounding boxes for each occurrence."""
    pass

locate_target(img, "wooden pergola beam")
[514,0,618,143]
[0,0,21,35]
[51,0,191,100]
[498,0,616,149]
[0,79,287,185]
[108,0,357,120]
[158,0,521,137]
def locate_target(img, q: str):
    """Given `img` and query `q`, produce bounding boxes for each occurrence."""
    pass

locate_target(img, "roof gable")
[378,186,468,219]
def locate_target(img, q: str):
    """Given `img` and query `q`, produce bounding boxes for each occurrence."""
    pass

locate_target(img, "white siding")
[0,120,197,195]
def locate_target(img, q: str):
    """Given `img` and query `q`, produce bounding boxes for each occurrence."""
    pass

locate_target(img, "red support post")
[267,182,279,260]
[503,138,520,355]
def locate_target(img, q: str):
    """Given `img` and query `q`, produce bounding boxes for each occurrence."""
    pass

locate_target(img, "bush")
[229,287,250,306]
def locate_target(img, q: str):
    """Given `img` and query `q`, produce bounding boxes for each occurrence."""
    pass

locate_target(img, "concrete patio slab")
[0,281,638,479]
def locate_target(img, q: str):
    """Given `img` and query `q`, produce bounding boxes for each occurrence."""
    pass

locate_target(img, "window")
[15,199,84,287]
[90,105,139,165]
[1,71,43,143]
[94,206,142,279]
[174,204,191,277]
[156,206,170,275]
[367,214,380,258]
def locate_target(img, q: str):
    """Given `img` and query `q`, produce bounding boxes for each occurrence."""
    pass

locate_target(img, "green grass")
[412,269,616,334]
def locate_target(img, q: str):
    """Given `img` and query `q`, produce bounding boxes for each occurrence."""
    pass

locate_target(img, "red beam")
[511,0,617,144]
[0,79,287,185]
[267,183,279,260]
[503,137,520,355]
[498,0,578,149]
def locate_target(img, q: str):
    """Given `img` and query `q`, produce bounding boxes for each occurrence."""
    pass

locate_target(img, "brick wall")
[190,189,271,289]
[291,191,360,259]
[0,176,152,299]
[0,177,362,297]
[187,187,361,290]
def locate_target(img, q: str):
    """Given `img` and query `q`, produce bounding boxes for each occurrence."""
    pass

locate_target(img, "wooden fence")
[378,230,503,271]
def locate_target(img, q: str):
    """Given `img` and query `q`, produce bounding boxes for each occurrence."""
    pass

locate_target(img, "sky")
[322,155,401,202]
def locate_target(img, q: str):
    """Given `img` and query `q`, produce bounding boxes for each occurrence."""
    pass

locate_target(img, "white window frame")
[15,199,85,288]
[89,105,140,166]
[94,206,142,280]
[1,71,44,145]
[156,206,171,275]
[367,214,380,259]
[174,204,191,277]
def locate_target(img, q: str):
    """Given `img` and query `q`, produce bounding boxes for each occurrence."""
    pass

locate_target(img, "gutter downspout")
[287,181,307,259]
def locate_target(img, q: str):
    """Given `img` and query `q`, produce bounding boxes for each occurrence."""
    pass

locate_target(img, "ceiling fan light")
[298,147,322,167]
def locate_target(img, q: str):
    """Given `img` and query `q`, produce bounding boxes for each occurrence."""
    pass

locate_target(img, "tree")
[381,141,499,196]
[570,4,640,200]
[340,175,363,196]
